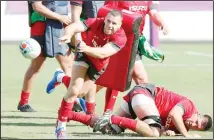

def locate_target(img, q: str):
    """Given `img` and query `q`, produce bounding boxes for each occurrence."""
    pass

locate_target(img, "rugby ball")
[19,38,41,59]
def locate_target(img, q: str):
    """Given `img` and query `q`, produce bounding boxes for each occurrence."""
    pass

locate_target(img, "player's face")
[185,114,207,131]
[104,14,122,35]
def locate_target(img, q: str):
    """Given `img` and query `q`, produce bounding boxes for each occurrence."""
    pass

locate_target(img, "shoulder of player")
[111,28,127,39]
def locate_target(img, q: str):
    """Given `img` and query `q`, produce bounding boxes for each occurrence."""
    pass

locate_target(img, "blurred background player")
[55,10,127,139]
[17,1,73,112]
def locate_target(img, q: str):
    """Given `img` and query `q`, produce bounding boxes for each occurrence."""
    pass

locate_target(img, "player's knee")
[142,115,162,137]
[150,127,161,137]
[67,85,81,97]
[29,58,45,73]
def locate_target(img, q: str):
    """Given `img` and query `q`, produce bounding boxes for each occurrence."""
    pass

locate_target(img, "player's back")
[155,87,187,116]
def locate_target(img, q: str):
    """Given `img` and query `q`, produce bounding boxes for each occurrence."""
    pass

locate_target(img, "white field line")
[185,51,213,58]
[145,64,212,67]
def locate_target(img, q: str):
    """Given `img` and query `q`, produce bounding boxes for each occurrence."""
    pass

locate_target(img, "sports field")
[1,42,213,139]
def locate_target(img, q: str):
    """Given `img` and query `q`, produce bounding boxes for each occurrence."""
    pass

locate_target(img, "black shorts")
[31,35,45,56]
[74,52,107,81]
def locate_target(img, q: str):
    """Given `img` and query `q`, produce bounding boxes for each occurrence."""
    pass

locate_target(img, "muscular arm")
[31,1,62,21]
[64,22,86,38]
[82,43,120,59]
[168,105,189,137]
[148,10,166,28]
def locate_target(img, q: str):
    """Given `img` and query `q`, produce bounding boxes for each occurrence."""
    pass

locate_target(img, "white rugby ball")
[19,38,41,59]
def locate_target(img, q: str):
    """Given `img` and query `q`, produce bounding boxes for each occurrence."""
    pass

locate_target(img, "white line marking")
[145,64,212,67]
[185,51,213,58]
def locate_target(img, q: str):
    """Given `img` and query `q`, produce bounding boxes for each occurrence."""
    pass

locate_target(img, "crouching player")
[62,83,212,138]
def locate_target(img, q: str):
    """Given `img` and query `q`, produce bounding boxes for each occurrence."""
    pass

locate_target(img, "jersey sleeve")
[82,18,101,31]
[176,99,198,120]
[109,29,127,50]
[70,0,83,6]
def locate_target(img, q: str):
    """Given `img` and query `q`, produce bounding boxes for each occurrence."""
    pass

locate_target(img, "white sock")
[57,73,65,83]
[56,120,67,131]
[75,98,80,104]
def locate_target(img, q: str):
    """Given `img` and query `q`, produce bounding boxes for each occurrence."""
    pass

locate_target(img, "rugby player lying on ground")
[61,83,212,138]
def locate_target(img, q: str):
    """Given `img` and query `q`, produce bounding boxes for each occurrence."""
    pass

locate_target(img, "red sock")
[104,88,119,112]
[58,98,74,122]
[68,111,92,126]
[62,76,71,89]
[19,90,30,106]
[86,102,95,115]
[111,115,137,132]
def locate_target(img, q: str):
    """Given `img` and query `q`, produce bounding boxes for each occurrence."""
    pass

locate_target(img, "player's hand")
[164,130,176,136]
[59,35,71,44]
[59,15,71,25]
[76,41,88,52]
[160,25,169,35]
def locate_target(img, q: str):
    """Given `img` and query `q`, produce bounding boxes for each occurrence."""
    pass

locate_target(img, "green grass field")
[1,42,213,139]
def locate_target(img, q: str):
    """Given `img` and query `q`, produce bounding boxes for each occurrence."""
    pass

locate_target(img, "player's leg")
[18,24,46,112]
[55,53,89,138]
[55,49,72,76]
[131,94,161,137]
[82,62,107,115]
[104,88,119,112]
[18,55,46,112]
[67,111,100,127]
[93,99,138,134]
[56,62,88,138]
[82,77,97,115]
[132,54,149,84]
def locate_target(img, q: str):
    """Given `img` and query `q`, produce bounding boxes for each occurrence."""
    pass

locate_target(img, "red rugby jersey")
[123,86,198,133]
[81,18,127,71]
[104,1,157,33]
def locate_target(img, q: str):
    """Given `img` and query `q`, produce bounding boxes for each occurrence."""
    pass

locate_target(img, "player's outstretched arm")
[168,106,200,138]
[59,22,86,44]
[161,129,176,136]
[78,42,120,59]
[168,106,189,137]
[148,10,168,35]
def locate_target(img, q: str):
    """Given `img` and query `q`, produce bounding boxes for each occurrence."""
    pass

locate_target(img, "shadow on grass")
[1,122,83,127]
[1,115,56,120]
